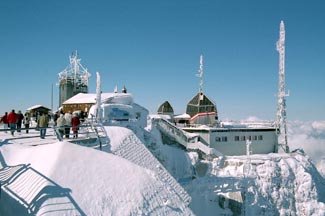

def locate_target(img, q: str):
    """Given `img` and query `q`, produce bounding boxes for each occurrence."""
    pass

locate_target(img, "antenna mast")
[58,51,91,107]
[276,21,289,153]
[198,54,204,94]
[58,51,91,90]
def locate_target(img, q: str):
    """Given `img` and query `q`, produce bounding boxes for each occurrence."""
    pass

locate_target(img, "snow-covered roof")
[63,92,133,105]
[26,105,51,111]
[62,93,96,104]
[174,113,191,119]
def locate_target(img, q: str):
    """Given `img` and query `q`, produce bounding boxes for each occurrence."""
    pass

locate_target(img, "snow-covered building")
[153,55,278,156]
[26,105,51,115]
[62,91,148,128]
[61,93,94,114]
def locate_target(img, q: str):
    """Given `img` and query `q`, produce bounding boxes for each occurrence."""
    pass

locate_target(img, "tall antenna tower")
[196,54,205,101]
[198,54,204,94]
[58,51,91,107]
[276,21,289,153]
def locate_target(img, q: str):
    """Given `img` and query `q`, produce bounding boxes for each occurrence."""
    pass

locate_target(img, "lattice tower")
[276,21,289,153]
[58,51,91,106]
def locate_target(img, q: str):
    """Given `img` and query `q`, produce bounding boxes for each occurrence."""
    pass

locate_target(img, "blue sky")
[0,0,324,121]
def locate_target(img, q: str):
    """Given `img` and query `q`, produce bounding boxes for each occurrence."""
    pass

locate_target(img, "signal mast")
[198,54,204,94]
[197,54,204,101]
[58,51,91,107]
[276,21,289,153]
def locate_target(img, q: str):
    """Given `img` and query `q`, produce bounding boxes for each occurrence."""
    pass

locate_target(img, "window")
[248,136,252,141]
[253,135,258,140]
[235,136,240,141]
[222,136,227,142]
[216,137,221,142]
[258,135,263,140]
[241,136,246,141]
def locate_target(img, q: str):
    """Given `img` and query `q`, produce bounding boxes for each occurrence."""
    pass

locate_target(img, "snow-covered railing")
[82,119,110,149]
[2,166,86,215]
[153,118,222,158]
[153,118,198,146]
[220,120,276,129]
[112,133,192,206]
[187,141,223,158]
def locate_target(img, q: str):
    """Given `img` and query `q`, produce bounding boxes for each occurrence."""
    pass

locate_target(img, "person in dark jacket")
[7,109,18,136]
[0,112,9,133]
[16,110,24,132]
[71,113,81,139]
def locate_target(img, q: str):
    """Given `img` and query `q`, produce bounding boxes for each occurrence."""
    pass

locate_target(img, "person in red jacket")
[71,113,81,139]
[7,109,18,136]
[0,112,9,133]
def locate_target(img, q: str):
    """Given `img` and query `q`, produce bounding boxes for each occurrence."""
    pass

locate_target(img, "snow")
[1,117,325,215]
[0,125,193,215]
[174,113,191,119]
[26,105,49,111]
[63,92,133,105]
[2,142,161,215]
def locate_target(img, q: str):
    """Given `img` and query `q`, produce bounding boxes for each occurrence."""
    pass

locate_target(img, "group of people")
[55,112,81,139]
[0,109,82,139]
[0,109,31,136]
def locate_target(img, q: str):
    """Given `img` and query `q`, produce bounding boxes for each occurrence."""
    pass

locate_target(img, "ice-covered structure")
[58,51,91,107]
[88,92,148,128]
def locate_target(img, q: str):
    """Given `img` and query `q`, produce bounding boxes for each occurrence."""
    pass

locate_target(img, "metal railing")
[152,118,222,158]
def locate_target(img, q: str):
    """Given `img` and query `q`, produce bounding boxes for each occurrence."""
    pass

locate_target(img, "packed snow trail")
[106,126,192,206]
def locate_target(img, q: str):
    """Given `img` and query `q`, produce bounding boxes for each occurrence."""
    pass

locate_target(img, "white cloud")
[288,120,325,177]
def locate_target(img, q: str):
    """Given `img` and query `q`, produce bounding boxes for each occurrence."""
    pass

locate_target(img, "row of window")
[215,135,263,142]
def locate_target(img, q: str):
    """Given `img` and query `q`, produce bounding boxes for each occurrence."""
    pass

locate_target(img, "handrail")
[83,119,109,150]
[153,118,222,158]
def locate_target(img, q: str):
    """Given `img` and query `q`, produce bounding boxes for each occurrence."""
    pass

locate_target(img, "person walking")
[24,112,30,133]
[0,112,9,133]
[53,112,59,126]
[71,113,81,139]
[37,113,49,139]
[56,114,66,139]
[7,109,18,136]
[64,112,72,138]
[16,110,24,133]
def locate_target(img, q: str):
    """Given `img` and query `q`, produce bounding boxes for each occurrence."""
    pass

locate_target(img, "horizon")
[0,0,324,121]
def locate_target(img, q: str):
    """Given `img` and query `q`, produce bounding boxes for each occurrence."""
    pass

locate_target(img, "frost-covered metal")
[197,54,204,94]
[244,139,252,177]
[276,21,289,153]
[96,72,102,122]
[58,51,91,107]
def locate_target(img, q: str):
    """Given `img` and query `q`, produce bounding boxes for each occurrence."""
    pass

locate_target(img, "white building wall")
[198,130,278,156]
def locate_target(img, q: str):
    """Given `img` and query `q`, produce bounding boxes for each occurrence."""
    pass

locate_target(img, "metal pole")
[51,83,53,112]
